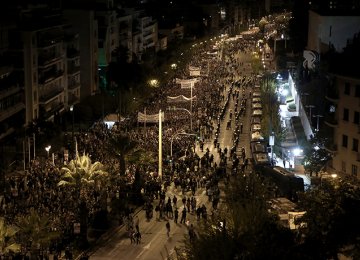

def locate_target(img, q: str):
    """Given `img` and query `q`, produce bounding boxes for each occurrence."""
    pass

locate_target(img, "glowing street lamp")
[292,147,303,156]
[149,79,159,88]
[45,145,51,158]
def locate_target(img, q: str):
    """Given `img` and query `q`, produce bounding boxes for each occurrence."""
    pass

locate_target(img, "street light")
[149,79,159,88]
[70,105,75,150]
[313,114,323,132]
[306,105,315,125]
[45,145,51,158]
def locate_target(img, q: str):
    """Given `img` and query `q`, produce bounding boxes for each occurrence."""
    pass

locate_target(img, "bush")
[288,103,296,111]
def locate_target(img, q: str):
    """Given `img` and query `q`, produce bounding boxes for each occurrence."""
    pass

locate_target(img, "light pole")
[45,145,51,158]
[70,105,74,146]
[190,83,194,131]
[306,105,315,125]
[313,114,323,132]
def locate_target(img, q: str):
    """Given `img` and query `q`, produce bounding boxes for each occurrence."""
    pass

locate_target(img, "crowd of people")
[0,30,261,259]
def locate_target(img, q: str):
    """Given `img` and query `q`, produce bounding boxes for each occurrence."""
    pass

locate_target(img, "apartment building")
[95,0,118,67]
[121,8,159,62]
[307,9,360,53]
[64,8,99,98]
[8,7,70,124]
[118,13,133,63]
[64,26,81,107]
[0,18,25,143]
[325,74,360,178]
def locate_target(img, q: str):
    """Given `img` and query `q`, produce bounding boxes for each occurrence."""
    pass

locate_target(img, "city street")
[89,48,255,260]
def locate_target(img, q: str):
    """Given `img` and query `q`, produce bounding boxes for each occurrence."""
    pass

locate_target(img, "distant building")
[122,8,159,62]
[158,23,184,43]
[307,9,360,53]
[117,12,133,62]
[8,6,70,124]
[0,19,25,142]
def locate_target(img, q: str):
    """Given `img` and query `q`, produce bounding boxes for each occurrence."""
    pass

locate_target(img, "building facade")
[325,74,360,178]
[307,10,360,53]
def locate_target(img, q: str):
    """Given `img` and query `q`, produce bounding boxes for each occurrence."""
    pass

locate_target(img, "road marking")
[143,241,152,250]
[136,241,151,259]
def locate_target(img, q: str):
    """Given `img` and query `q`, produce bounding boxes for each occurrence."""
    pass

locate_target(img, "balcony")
[39,87,64,104]
[0,102,25,121]
[67,66,80,75]
[324,143,337,153]
[143,31,153,40]
[325,86,339,103]
[142,21,156,31]
[37,29,64,48]
[38,54,63,68]
[42,102,64,119]
[143,40,155,49]
[68,81,80,91]
[39,70,63,85]
[0,85,22,100]
[67,48,80,59]
[324,114,338,128]
[325,94,339,103]
[68,94,80,106]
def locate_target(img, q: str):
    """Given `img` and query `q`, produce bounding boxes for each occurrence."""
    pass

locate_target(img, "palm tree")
[58,153,108,190]
[16,209,60,259]
[58,154,108,248]
[0,217,20,257]
[106,133,137,176]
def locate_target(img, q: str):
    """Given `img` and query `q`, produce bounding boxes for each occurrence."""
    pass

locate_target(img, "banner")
[189,65,200,71]
[175,78,199,85]
[190,70,201,76]
[175,78,199,89]
[167,95,197,102]
[137,111,164,123]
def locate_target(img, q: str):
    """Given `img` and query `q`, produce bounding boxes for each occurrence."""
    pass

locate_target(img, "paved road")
[89,48,255,260]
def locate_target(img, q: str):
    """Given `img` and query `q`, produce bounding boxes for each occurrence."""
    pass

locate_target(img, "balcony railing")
[67,66,80,75]
[37,30,64,48]
[42,103,64,119]
[39,70,64,85]
[39,87,64,104]
[38,54,63,67]
[0,102,25,121]
[68,82,80,91]
[324,114,338,128]
[0,85,22,100]
[67,48,80,59]
[324,143,337,153]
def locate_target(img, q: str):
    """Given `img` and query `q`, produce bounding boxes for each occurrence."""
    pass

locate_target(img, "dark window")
[356,85,360,97]
[354,111,360,124]
[342,135,348,148]
[343,108,349,121]
[351,165,358,176]
[353,139,359,152]
[344,82,350,95]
